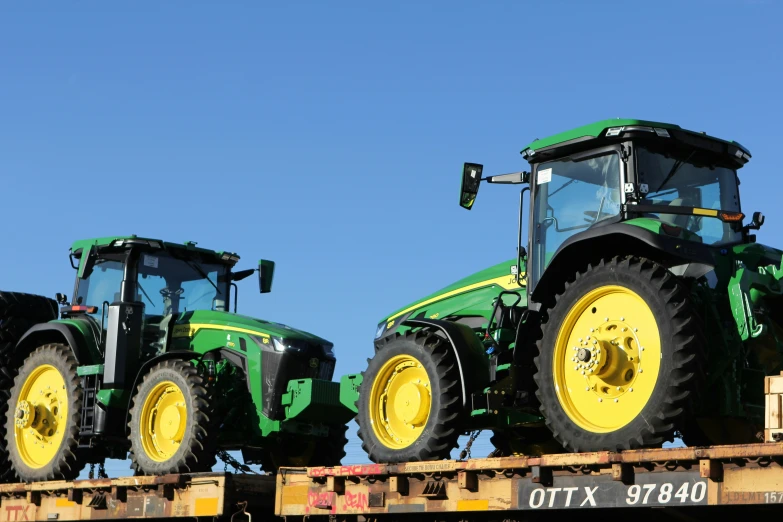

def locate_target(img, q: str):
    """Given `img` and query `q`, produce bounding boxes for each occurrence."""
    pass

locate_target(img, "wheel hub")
[553,285,661,433]
[569,318,643,400]
[140,382,187,462]
[15,401,33,429]
[14,364,68,469]
[369,354,432,449]
[393,382,429,425]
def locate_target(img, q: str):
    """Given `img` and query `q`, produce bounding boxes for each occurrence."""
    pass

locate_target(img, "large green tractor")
[0,236,357,482]
[356,119,782,462]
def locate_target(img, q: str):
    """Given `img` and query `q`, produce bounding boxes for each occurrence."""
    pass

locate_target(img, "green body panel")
[96,388,128,407]
[521,118,750,156]
[70,235,238,263]
[76,364,104,376]
[282,378,358,424]
[339,374,362,415]
[382,259,523,326]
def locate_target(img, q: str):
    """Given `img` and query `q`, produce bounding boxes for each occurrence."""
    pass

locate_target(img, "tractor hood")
[172,309,332,345]
[375,259,521,338]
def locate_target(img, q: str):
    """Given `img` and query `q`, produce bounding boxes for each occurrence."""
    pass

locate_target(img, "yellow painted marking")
[693,208,718,217]
[55,499,76,508]
[457,499,489,511]
[281,485,309,505]
[171,323,270,339]
[194,497,219,516]
[388,274,524,321]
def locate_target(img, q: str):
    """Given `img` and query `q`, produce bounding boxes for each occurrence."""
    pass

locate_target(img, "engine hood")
[172,309,331,345]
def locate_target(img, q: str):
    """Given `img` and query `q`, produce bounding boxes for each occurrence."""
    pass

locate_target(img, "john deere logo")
[309,358,319,369]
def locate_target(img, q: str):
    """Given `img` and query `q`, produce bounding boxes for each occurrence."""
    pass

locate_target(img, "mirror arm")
[517,187,530,287]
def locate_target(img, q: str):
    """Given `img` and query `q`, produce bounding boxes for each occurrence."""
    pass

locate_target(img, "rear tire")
[534,257,704,452]
[129,359,218,475]
[357,330,463,463]
[0,292,58,482]
[5,344,84,482]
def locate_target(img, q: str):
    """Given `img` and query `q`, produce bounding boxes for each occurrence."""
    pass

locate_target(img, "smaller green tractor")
[0,236,358,482]
[356,119,783,463]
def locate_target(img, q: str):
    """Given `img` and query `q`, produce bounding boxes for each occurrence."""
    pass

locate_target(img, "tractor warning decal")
[537,168,552,185]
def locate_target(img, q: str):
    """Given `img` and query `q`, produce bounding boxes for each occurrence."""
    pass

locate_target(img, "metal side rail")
[0,472,275,521]
[276,443,783,520]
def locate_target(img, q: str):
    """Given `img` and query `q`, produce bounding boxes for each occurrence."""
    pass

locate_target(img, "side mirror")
[258,259,275,294]
[745,211,765,231]
[460,163,483,210]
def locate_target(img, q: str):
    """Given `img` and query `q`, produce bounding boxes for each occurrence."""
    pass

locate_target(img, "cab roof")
[521,118,751,166]
[69,235,239,265]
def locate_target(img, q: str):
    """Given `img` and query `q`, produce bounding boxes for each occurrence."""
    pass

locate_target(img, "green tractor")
[0,236,358,482]
[356,119,782,462]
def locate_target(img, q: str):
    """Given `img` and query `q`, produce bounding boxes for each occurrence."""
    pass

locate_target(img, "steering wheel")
[160,288,184,297]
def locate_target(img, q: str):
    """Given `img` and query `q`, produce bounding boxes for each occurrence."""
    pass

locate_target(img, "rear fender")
[401,318,490,409]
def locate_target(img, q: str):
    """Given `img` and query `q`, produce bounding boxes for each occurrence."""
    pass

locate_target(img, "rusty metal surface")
[279,443,783,517]
[0,472,275,521]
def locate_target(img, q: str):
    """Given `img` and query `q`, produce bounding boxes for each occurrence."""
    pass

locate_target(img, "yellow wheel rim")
[553,285,661,433]
[369,354,432,449]
[14,364,69,469]
[139,381,187,462]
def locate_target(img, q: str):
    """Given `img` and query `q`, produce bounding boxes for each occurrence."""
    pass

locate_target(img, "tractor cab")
[66,236,271,379]
[461,119,759,299]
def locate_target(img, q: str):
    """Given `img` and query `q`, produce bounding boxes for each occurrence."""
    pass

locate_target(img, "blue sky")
[1,1,781,477]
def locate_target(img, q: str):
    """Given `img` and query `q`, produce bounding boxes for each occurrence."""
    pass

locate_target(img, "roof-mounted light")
[606,127,623,137]
[654,128,670,137]
[623,125,655,133]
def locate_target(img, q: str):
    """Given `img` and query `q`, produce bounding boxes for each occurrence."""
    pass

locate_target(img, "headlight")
[273,338,286,352]
[374,322,386,339]
[323,343,335,357]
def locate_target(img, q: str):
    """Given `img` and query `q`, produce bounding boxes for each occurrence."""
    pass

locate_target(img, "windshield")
[531,152,621,287]
[636,146,742,245]
[137,252,229,315]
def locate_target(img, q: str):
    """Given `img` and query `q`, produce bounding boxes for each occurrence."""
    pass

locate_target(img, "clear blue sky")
[1,1,781,477]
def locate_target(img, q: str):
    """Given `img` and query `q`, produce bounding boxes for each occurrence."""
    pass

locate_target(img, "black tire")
[128,359,218,475]
[357,330,463,463]
[5,344,84,481]
[534,256,704,452]
[256,425,348,473]
[0,292,58,482]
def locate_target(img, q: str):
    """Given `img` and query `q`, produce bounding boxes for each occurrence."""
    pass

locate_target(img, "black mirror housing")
[745,211,765,231]
[460,163,483,210]
[258,259,275,294]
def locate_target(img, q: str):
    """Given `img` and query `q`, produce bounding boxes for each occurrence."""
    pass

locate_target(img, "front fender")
[401,318,490,409]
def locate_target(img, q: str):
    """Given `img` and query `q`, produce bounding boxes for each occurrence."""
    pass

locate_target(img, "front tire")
[357,330,463,463]
[534,257,704,452]
[5,344,84,481]
[129,359,217,475]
